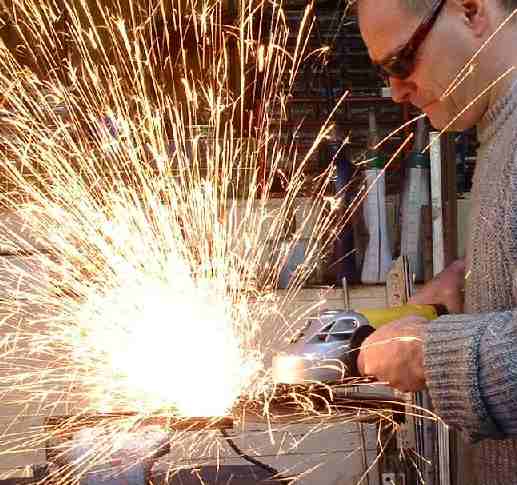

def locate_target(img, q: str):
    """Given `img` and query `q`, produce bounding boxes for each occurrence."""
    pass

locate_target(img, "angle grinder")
[272,303,445,385]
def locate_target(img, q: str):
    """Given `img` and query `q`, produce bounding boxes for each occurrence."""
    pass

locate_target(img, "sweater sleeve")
[424,310,517,442]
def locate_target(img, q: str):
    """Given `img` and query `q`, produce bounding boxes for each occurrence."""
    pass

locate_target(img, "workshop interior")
[0,0,475,484]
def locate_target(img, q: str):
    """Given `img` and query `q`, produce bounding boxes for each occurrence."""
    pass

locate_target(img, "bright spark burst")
[0,0,359,477]
[0,0,426,483]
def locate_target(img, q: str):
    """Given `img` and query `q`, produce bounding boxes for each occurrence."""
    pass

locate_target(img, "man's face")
[358,0,484,131]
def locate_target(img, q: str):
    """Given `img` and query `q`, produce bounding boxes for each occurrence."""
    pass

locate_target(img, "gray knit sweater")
[425,79,517,484]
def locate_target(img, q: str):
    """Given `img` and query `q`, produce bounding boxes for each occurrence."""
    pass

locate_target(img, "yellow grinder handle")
[356,304,444,330]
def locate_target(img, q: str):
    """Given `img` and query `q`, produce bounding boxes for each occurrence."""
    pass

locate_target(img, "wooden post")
[421,205,434,282]
[430,131,452,485]
[386,256,412,307]
[383,257,416,484]
[430,132,445,274]
[443,134,458,266]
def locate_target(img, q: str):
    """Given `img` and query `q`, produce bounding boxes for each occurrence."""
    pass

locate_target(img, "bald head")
[399,0,435,15]
[357,0,517,130]
[398,0,517,15]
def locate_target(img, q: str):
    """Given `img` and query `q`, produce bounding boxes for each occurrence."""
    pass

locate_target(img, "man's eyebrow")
[371,42,405,65]
[370,51,389,65]
[370,54,383,64]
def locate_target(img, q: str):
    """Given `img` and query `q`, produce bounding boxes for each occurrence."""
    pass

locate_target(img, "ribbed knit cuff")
[424,314,506,442]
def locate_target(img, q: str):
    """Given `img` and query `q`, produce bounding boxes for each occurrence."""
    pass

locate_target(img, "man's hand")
[356,316,428,392]
[409,259,466,314]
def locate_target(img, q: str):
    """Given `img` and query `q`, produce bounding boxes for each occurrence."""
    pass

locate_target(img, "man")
[356,0,517,483]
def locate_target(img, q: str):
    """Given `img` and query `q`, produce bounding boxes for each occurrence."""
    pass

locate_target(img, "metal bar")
[342,277,350,311]
[44,414,234,434]
[438,424,451,485]
[240,389,406,427]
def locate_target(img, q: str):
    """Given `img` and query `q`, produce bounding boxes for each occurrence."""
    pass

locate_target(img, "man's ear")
[457,0,490,36]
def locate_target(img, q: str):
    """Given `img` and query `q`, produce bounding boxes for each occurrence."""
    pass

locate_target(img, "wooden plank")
[430,132,445,275]
[386,256,410,307]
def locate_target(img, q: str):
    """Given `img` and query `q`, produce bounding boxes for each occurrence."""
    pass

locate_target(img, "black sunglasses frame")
[374,0,447,81]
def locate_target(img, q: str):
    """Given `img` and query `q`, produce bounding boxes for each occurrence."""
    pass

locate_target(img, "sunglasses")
[374,0,447,81]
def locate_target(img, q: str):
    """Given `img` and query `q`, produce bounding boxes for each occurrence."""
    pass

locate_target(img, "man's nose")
[389,77,416,104]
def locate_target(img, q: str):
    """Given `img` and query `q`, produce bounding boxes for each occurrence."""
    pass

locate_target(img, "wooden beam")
[442,134,458,266]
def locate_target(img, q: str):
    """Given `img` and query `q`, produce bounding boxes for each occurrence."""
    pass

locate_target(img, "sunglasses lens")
[375,64,390,82]
[390,59,412,79]
[376,56,413,81]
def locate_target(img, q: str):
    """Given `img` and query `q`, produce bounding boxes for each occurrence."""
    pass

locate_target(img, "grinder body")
[272,304,442,385]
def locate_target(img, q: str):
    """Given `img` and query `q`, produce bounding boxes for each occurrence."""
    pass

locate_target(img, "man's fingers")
[356,319,426,391]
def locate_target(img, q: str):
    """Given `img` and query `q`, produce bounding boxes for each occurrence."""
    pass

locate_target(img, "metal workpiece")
[234,384,406,429]
[44,413,234,435]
